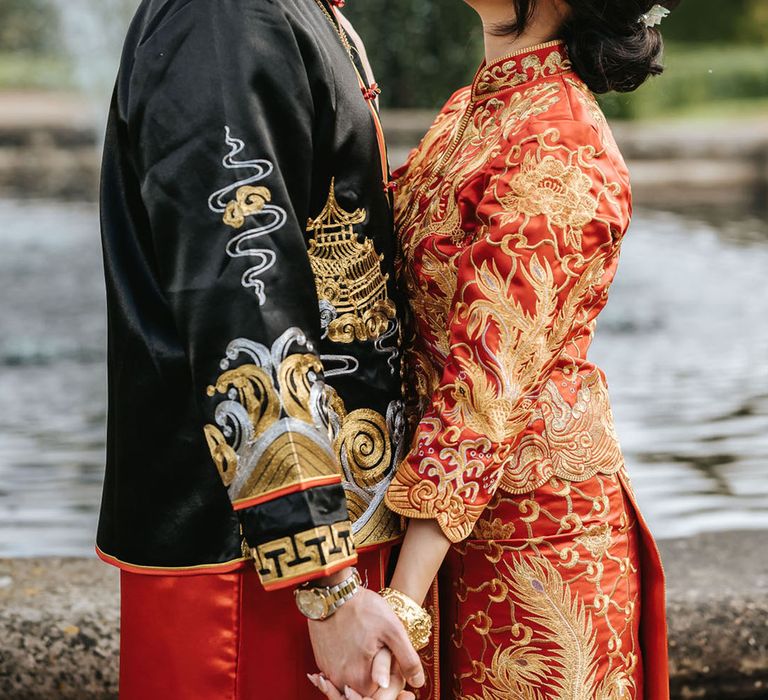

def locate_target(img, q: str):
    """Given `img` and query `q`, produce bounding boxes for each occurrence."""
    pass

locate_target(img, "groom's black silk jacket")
[97,0,404,590]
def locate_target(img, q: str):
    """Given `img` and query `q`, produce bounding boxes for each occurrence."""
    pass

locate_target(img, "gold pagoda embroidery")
[307,180,396,343]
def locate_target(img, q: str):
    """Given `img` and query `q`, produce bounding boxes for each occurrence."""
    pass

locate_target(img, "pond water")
[0,200,766,557]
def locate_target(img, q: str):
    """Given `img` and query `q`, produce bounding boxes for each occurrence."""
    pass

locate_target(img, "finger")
[371,673,407,700]
[308,674,345,700]
[382,625,425,688]
[370,647,392,689]
[343,686,365,700]
[398,693,415,700]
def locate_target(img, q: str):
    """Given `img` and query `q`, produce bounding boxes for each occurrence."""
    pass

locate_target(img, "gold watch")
[294,569,362,621]
[380,588,433,651]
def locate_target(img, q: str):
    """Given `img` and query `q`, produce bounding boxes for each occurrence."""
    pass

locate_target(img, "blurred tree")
[0,0,60,53]
[661,0,767,43]
[344,0,483,108]
[741,0,768,42]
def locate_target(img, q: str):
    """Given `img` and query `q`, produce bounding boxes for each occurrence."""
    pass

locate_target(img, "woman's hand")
[308,648,415,700]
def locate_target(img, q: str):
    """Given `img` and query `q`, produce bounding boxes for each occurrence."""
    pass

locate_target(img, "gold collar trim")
[474,40,571,97]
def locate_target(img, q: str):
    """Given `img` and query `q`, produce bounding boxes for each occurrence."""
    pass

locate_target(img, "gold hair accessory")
[640,4,670,28]
[379,588,433,651]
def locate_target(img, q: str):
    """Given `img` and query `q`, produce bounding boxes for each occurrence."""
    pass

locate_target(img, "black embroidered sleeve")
[128,0,355,589]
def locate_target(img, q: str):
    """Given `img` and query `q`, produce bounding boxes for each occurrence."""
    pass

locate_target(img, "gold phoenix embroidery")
[308,180,396,343]
[388,124,627,541]
[455,475,641,700]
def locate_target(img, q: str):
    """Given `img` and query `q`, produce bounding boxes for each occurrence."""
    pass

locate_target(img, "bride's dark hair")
[495,0,681,94]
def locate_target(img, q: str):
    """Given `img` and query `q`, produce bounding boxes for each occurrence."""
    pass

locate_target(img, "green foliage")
[0,52,72,90]
[0,0,60,53]
[599,44,768,120]
[346,0,768,111]
[343,0,483,109]
[662,0,768,44]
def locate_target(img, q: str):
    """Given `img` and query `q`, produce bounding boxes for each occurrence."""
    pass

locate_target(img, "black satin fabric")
[97,0,401,569]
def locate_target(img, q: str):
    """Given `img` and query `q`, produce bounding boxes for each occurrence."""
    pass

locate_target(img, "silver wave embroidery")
[208,127,288,305]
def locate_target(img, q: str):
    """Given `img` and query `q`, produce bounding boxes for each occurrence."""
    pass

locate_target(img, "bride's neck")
[470,1,565,64]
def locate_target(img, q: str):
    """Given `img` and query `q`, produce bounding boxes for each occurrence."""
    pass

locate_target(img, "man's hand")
[307,579,424,696]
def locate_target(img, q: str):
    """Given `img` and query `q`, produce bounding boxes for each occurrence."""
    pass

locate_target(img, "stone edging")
[1,530,766,699]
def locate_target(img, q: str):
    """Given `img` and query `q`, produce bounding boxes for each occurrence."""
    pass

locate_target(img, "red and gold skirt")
[117,472,667,699]
[418,471,668,700]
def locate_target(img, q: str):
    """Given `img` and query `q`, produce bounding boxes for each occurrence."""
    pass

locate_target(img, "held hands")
[308,648,415,700]
[307,582,424,697]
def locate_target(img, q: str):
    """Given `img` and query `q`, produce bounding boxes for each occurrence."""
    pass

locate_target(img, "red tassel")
[362,83,382,101]
[383,180,398,193]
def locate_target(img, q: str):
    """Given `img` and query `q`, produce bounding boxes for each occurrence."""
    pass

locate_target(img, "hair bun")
[562,1,671,94]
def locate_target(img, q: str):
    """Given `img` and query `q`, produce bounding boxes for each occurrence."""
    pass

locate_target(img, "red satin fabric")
[119,549,389,699]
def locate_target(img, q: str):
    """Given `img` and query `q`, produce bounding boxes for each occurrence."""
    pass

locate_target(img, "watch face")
[296,590,327,620]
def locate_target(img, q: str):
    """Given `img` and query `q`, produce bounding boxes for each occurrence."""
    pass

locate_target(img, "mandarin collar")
[473,40,571,99]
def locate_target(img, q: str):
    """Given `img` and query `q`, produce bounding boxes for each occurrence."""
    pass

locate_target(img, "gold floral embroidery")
[470,516,518,541]
[575,522,613,560]
[307,180,396,343]
[399,83,563,258]
[502,153,599,250]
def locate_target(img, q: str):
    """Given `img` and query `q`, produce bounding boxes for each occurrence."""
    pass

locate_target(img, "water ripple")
[0,200,767,555]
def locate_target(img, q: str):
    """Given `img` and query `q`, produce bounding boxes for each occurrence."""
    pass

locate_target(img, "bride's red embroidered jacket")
[386,41,632,543]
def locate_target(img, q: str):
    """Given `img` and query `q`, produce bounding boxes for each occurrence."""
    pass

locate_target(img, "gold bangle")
[379,588,433,651]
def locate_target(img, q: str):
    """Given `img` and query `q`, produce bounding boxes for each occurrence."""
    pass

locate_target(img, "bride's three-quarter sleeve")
[386,121,629,542]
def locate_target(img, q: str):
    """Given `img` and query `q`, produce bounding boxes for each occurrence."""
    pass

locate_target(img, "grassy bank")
[600,44,768,120]
[0,52,72,91]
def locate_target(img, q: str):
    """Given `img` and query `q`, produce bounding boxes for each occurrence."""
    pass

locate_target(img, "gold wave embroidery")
[204,332,339,506]
[308,180,396,343]
[204,331,404,547]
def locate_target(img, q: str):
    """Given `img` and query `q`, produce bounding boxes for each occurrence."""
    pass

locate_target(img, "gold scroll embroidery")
[475,42,572,96]
[307,180,396,343]
[223,186,271,229]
